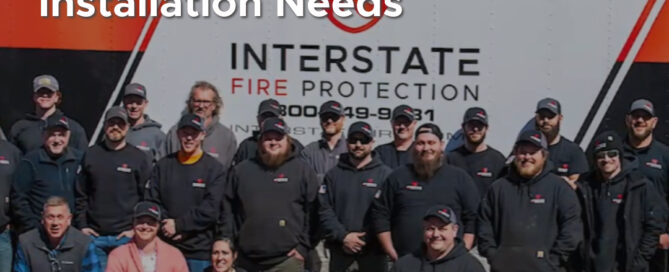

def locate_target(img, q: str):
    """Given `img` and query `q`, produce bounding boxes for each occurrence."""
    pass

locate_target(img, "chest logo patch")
[405,181,423,191]
[612,194,624,204]
[557,163,569,173]
[476,167,493,177]
[362,178,377,188]
[0,156,9,165]
[530,194,545,204]
[646,159,663,170]
[274,173,289,183]
[192,178,206,188]
[116,163,132,173]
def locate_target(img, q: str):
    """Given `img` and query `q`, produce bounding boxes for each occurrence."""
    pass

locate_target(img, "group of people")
[0,74,668,272]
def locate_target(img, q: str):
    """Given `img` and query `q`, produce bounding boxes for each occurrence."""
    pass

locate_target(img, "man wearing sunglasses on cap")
[319,122,392,272]
[621,99,669,272]
[575,131,665,271]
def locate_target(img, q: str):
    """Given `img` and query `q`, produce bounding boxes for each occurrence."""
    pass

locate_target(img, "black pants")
[328,246,386,272]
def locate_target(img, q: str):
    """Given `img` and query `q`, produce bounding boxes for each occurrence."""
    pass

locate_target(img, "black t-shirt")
[374,142,413,170]
[447,145,506,197]
[548,137,589,177]
[623,139,669,198]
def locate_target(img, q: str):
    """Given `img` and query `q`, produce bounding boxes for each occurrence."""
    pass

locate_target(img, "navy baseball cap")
[260,117,289,135]
[423,205,458,225]
[123,83,147,99]
[515,129,548,149]
[33,75,59,92]
[134,201,161,221]
[628,99,655,116]
[392,105,415,121]
[319,100,345,116]
[592,130,623,154]
[415,123,444,140]
[536,98,561,115]
[45,114,70,131]
[178,114,205,132]
[462,107,488,125]
[348,121,374,140]
[258,99,281,117]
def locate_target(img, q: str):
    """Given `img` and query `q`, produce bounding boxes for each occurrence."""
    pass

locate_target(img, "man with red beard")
[535,98,589,188]
[477,129,582,272]
[371,123,480,261]
[146,113,226,272]
[374,105,417,169]
[447,107,506,197]
[223,117,318,272]
[621,99,669,272]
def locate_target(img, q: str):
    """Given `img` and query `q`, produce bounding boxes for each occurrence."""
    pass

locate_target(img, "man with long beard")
[535,98,588,188]
[75,106,152,268]
[447,107,506,197]
[223,117,318,272]
[371,123,480,261]
[146,113,226,272]
[621,99,669,272]
[477,129,582,272]
[319,121,392,272]
[374,105,417,169]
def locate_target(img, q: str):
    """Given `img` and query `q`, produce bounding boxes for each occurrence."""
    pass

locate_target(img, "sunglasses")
[320,114,341,123]
[595,150,619,159]
[347,137,372,145]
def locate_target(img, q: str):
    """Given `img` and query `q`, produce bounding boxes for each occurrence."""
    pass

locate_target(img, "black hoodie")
[318,152,392,250]
[223,148,319,266]
[232,130,304,166]
[477,162,582,272]
[9,110,88,153]
[392,239,485,272]
[576,157,666,272]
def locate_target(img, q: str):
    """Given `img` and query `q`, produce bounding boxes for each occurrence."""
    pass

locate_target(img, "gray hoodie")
[126,114,166,163]
[164,116,237,168]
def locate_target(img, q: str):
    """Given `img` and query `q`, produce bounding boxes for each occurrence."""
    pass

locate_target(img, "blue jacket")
[11,147,83,232]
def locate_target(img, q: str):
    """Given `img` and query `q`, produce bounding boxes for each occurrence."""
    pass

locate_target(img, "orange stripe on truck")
[635,1,669,62]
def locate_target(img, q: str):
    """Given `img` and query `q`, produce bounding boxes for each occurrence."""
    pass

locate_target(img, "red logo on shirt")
[406,181,423,191]
[274,173,289,183]
[530,194,545,204]
[196,178,204,183]
[141,141,148,147]
[362,178,377,188]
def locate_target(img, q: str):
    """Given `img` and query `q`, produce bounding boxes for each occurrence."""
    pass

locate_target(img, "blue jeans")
[91,235,131,269]
[186,258,211,272]
[0,229,12,272]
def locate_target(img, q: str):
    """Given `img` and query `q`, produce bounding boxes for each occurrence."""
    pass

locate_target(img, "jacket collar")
[38,147,78,164]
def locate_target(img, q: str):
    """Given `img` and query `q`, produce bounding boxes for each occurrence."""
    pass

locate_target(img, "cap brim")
[393,113,415,121]
[423,215,453,225]
[34,86,57,93]
[628,108,655,116]
[535,107,559,115]
[261,127,287,135]
[178,123,205,131]
[320,110,344,116]
[463,117,488,125]
[134,212,160,220]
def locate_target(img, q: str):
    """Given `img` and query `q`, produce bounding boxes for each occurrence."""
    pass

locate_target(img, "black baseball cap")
[423,205,458,225]
[462,107,488,125]
[515,129,548,149]
[415,123,443,140]
[536,98,561,115]
[123,83,147,99]
[628,99,655,116]
[258,99,281,117]
[45,114,70,131]
[392,105,415,121]
[348,121,374,140]
[319,100,345,116]
[33,75,59,92]
[260,117,289,135]
[104,106,129,124]
[134,201,161,221]
[592,130,623,154]
[178,114,206,132]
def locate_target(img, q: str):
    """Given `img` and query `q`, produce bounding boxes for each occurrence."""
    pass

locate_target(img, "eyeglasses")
[347,137,372,145]
[190,99,214,106]
[595,150,619,159]
[320,114,341,123]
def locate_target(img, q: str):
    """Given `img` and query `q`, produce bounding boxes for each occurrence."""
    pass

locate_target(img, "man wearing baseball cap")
[11,113,84,233]
[233,99,304,165]
[371,123,480,261]
[534,98,589,187]
[223,117,319,271]
[573,131,665,271]
[447,107,506,197]
[477,129,582,271]
[146,113,226,272]
[122,82,166,163]
[164,81,238,168]
[319,122,392,272]
[621,99,669,271]
[374,105,417,169]
[392,205,485,272]
[9,74,88,153]
[75,106,153,268]
[106,201,189,271]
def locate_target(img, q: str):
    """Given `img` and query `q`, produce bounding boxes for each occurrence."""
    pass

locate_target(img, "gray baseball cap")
[123,83,147,99]
[628,99,655,116]
[104,106,129,124]
[33,75,59,92]
[515,129,548,150]
[536,98,561,115]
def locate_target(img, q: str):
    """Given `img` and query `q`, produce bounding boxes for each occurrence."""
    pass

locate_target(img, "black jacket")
[318,152,392,251]
[392,239,485,272]
[75,143,152,235]
[145,152,226,260]
[374,142,413,169]
[9,110,89,153]
[0,140,21,229]
[223,149,318,266]
[370,162,480,257]
[576,158,666,272]
[477,162,582,272]
[11,147,83,232]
